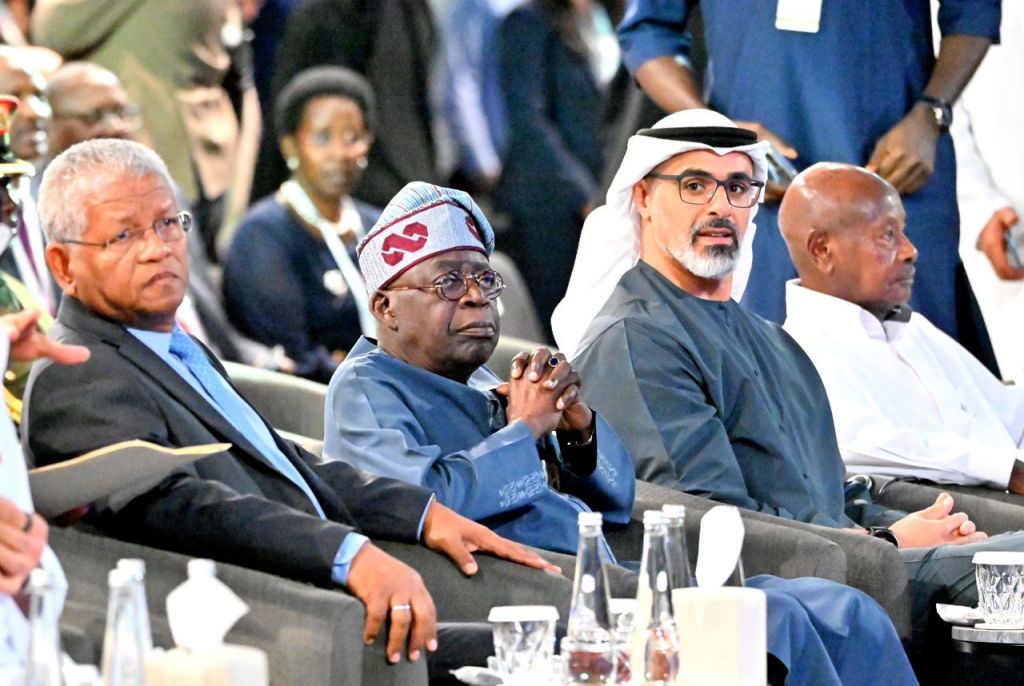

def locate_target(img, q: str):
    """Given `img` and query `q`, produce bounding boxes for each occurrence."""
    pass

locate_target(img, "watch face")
[921,97,952,130]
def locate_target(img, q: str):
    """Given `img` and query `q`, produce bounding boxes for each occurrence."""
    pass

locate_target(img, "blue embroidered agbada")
[323,337,635,557]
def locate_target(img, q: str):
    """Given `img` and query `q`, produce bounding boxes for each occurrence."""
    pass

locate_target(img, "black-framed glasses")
[383,269,505,301]
[646,172,764,208]
[61,210,192,254]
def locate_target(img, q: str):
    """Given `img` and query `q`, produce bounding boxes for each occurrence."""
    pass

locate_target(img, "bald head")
[47,61,138,158]
[779,163,917,320]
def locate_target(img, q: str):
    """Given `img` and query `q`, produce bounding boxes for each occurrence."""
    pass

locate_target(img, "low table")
[948,625,1024,685]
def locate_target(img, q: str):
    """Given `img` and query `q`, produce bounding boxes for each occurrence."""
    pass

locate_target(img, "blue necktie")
[169,329,325,517]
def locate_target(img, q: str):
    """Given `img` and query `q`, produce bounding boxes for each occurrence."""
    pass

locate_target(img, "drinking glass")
[973,552,1024,627]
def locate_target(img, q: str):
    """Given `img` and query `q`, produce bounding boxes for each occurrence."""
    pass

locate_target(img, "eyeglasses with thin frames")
[646,172,764,208]
[382,269,505,302]
[60,210,193,254]
[53,104,143,131]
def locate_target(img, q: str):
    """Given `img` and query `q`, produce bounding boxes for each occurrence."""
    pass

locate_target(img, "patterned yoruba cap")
[358,182,495,293]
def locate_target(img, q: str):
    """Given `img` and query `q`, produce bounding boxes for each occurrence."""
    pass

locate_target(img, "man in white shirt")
[0,307,88,679]
[780,162,1024,494]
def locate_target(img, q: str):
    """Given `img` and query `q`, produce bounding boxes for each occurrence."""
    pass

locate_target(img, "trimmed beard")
[670,219,741,278]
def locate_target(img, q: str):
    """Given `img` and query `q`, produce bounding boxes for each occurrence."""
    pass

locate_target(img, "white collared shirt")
[783,280,1024,489]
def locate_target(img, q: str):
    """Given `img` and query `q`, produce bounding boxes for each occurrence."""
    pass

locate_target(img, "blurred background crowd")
[0,0,1018,392]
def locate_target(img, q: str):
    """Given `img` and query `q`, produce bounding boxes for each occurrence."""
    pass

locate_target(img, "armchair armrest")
[868,476,1024,537]
[613,481,847,582]
[619,481,912,639]
[50,527,426,686]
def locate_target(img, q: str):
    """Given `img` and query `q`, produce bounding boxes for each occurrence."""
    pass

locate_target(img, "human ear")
[370,291,399,331]
[44,243,76,297]
[632,180,653,221]
[807,230,834,274]
[279,135,298,166]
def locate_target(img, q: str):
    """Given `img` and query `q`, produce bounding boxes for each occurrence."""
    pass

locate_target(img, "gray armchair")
[50,527,426,686]
[623,481,912,639]
[224,361,328,440]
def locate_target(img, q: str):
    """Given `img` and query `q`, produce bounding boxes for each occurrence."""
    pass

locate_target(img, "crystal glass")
[488,605,558,675]
[974,552,1024,627]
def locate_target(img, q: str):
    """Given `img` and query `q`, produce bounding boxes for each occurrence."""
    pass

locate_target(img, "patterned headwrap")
[358,182,496,293]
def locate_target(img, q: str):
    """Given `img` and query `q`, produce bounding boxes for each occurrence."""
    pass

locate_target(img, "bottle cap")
[117,558,146,579]
[28,567,52,591]
[662,504,686,523]
[108,567,130,588]
[643,510,667,526]
[187,558,217,578]
[577,511,603,527]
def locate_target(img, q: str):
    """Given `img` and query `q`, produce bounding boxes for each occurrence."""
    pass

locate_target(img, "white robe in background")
[951,2,1024,382]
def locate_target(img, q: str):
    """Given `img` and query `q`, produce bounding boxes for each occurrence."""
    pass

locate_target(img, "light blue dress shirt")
[128,326,367,585]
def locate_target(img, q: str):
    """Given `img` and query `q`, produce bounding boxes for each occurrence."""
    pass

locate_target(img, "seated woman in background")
[223,66,378,383]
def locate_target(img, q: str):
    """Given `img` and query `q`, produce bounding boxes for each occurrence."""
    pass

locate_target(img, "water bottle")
[101,568,146,686]
[634,511,679,685]
[25,568,63,686]
[116,560,153,654]
[562,511,615,683]
[661,505,693,590]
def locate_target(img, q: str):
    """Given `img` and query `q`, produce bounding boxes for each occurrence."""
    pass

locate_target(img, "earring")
[287,157,299,171]
[357,157,368,170]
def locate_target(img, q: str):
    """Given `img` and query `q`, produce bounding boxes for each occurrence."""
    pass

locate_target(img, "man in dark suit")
[23,138,561,666]
[45,60,290,372]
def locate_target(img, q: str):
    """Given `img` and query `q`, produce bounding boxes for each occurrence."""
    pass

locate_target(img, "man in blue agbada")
[324,181,635,561]
[326,180,919,686]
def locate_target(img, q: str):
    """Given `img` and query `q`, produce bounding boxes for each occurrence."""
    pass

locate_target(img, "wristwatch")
[870,527,900,547]
[919,95,953,132]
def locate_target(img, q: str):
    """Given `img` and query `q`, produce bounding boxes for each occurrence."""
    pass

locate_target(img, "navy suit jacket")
[23,296,433,587]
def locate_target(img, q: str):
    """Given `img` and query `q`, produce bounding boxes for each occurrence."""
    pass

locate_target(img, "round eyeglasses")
[646,172,764,208]
[60,210,193,254]
[383,269,505,302]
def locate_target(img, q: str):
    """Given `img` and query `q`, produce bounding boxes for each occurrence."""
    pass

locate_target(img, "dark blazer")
[23,296,433,587]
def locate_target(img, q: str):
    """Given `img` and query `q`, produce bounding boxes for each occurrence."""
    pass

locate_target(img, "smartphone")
[1007,221,1024,270]
[765,146,798,186]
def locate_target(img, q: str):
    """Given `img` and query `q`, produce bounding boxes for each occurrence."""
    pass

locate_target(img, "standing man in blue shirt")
[617,0,1000,370]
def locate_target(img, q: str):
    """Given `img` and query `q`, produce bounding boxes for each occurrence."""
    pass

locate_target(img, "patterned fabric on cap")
[358,182,496,293]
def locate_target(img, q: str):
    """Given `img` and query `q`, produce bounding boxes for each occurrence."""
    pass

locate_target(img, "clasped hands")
[846,492,988,548]
[496,346,593,442]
